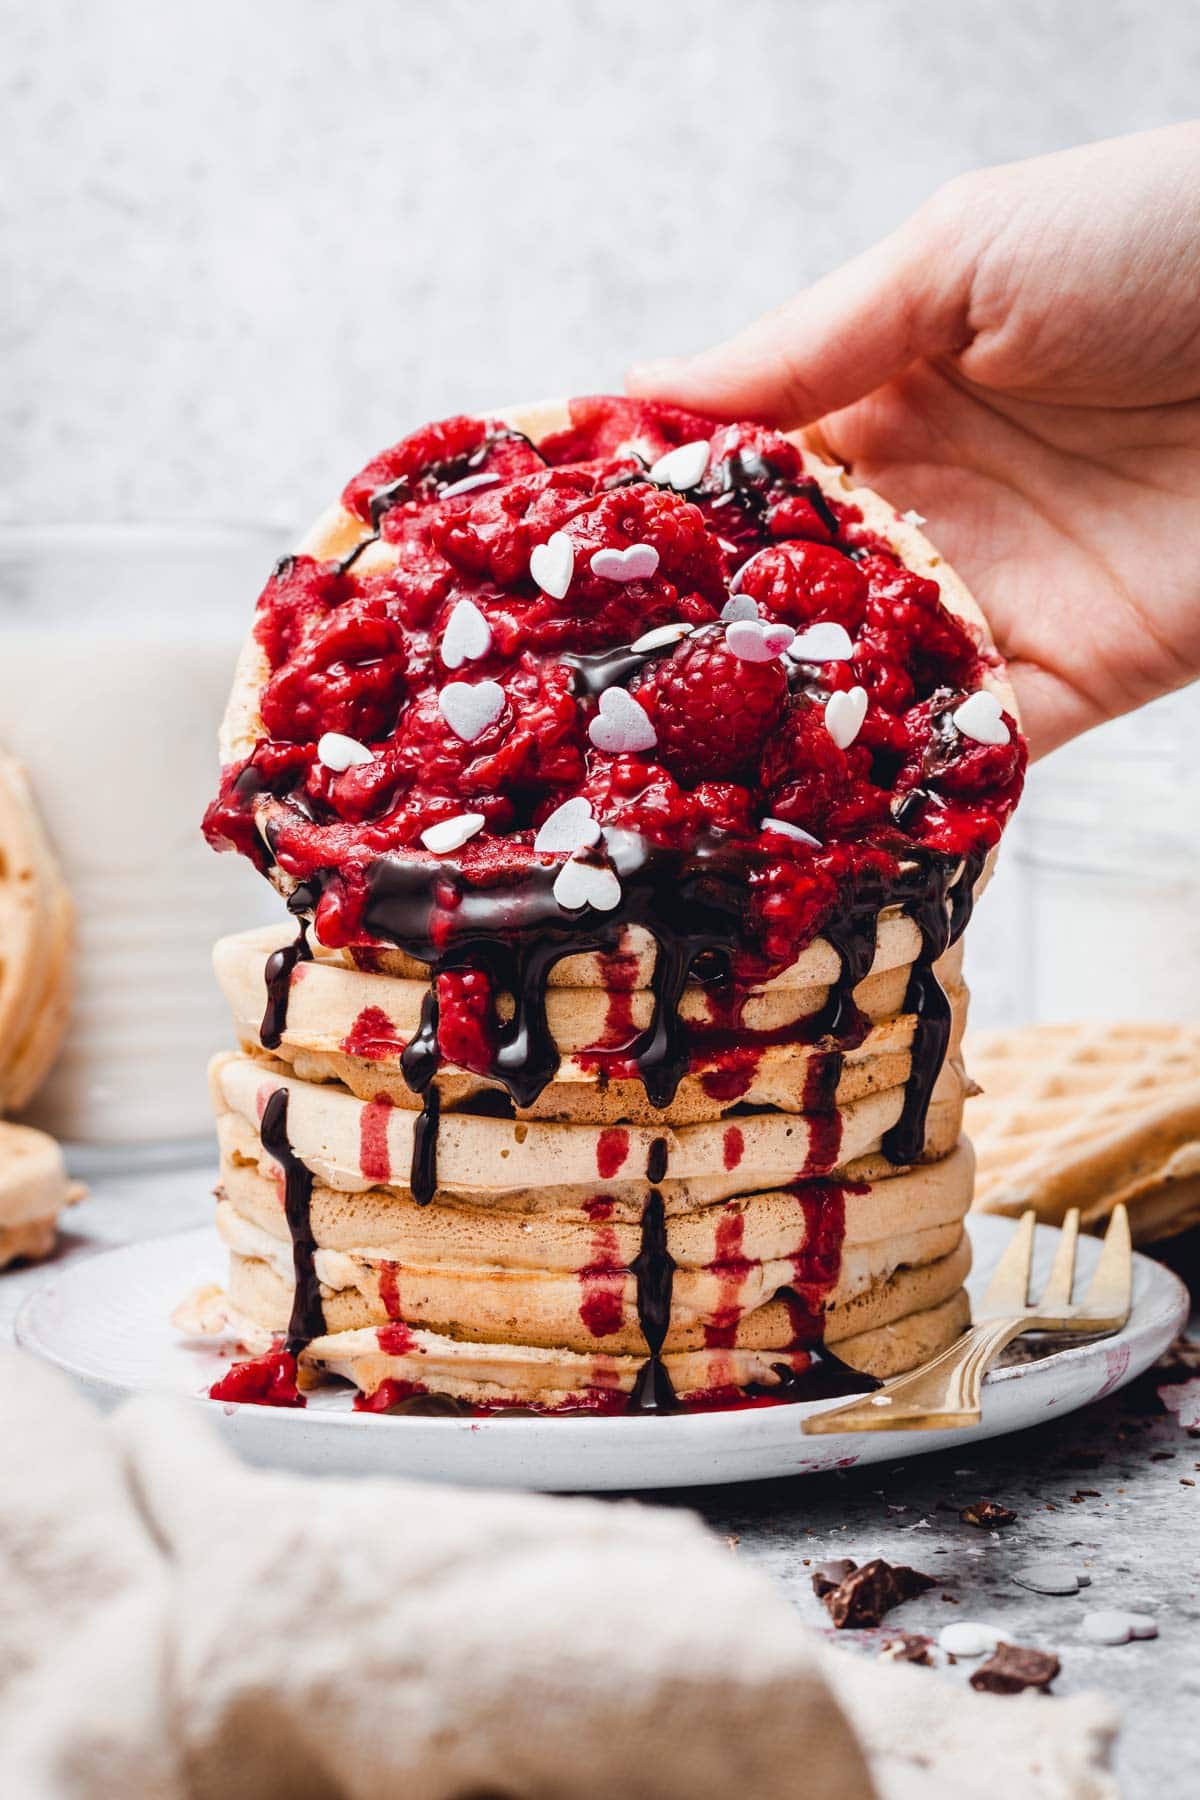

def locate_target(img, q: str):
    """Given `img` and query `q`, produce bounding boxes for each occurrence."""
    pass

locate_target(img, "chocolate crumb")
[821,1558,936,1629]
[880,1632,934,1666]
[970,1643,1060,1695]
[960,1498,1017,1528]
[1069,1489,1101,1503]
[811,1558,858,1598]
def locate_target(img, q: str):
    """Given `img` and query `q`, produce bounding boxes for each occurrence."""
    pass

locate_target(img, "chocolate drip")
[882,847,985,1164]
[259,1088,323,1353]
[260,917,311,1050]
[629,1137,677,1412]
[561,632,683,699]
[401,988,441,1204]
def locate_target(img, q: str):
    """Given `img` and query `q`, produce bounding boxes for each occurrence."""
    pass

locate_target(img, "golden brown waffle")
[0,1119,83,1269]
[0,749,73,1114]
[967,1022,1200,1243]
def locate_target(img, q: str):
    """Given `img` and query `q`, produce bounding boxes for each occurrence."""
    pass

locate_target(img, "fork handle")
[801,1317,1027,1434]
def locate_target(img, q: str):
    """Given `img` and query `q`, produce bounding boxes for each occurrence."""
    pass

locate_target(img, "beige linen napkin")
[0,1350,1116,1800]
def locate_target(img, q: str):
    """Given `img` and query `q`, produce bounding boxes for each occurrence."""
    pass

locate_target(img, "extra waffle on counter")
[189,396,1026,1415]
[968,1022,1200,1244]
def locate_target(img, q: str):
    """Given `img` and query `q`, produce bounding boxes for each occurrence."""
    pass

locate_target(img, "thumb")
[628,197,974,428]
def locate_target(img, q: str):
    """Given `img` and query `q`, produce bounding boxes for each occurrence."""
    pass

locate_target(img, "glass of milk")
[0,523,284,1162]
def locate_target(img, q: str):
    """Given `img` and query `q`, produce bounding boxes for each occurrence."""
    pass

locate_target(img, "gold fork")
[802,1204,1132,1434]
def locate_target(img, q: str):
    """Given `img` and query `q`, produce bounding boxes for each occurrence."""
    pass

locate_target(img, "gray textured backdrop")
[5,0,1199,1025]
[6,0,1199,526]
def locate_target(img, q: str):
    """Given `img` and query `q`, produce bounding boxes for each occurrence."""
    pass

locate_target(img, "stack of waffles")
[190,396,1026,1413]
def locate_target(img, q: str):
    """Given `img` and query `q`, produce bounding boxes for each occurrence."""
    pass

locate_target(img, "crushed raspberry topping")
[204,397,1025,970]
[209,1347,305,1408]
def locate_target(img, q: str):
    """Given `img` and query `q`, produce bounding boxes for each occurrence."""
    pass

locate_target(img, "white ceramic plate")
[16,1215,1187,1491]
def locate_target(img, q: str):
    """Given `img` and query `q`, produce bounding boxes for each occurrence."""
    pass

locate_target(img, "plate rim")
[14,1215,1189,1447]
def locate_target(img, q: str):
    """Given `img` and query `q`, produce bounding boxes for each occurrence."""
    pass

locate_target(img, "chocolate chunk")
[880,1632,934,1666]
[821,1558,936,1629]
[970,1643,1060,1695]
[959,1498,1017,1527]
[811,1558,858,1598]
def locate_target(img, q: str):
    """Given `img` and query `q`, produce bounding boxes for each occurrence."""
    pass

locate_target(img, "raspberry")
[640,625,789,784]
[342,416,544,529]
[431,466,598,586]
[436,968,496,1073]
[897,693,1024,803]
[259,597,409,743]
[538,396,719,467]
[567,485,728,612]
[397,654,585,802]
[857,557,980,698]
[735,542,868,632]
[759,702,856,835]
[696,424,842,558]
[253,555,356,669]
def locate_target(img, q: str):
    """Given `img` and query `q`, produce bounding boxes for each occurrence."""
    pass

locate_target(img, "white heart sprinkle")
[553,854,622,913]
[420,812,486,854]
[761,817,821,846]
[726,618,794,663]
[630,622,693,654]
[721,593,759,621]
[317,731,374,771]
[441,598,493,669]
[587,688,658,754]
[788,621,855,663]
[900,508,927,527]
[938,1622,1009,1659]
[534,796,602,854]
[648,439,711,491]
[1013,1562,1084,1596]
[529,531,575,600]
[439,471,502,500]
[824,686,868,750]
[953,690,1011,747]
[438,680,506,743]
[590,543,660,583]
[1081,1610,1158,1645]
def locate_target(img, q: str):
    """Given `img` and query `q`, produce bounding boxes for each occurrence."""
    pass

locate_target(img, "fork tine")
[978,1208,1037,1318]
[1038,1207,1080,1314]
[1077,1203,1133,1325]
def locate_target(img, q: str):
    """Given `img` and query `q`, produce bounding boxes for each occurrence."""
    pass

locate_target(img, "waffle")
[0,749,73,1114]
[967,1022,1200,1243]
[0,1120,83,1269]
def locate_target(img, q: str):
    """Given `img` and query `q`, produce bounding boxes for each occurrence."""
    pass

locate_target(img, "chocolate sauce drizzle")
[260,917,311,1049]
[629,1136,677,1411]
[259,1088,323,1353]
[270,830,983,1406]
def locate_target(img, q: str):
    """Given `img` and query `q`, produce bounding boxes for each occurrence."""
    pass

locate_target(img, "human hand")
[629,125,1200,758]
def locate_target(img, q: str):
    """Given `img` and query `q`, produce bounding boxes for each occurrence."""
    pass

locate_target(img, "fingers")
[628,191,976,429]
[1002,659,1109,764]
